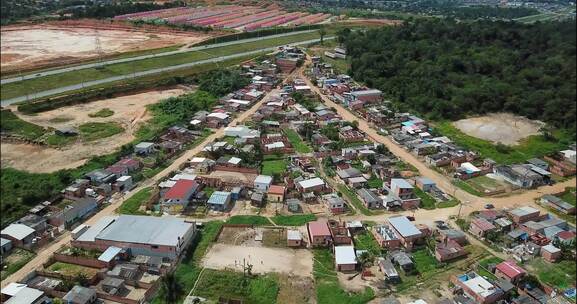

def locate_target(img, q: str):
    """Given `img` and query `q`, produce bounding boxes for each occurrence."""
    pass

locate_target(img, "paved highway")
[0,30,318,85]
[0,36,335,107]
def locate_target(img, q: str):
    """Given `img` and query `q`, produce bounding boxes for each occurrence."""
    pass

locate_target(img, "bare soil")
[1,24,209,71]
[453,113,545,145]
[202,243,314,277]
[1,89,185,173]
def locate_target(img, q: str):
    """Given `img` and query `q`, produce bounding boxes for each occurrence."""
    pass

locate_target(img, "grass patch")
[530,258,576,290]
[47,262,99,277]
[414,187,437,210]
[313,249,375,304]
[45,133,77,147]
[1,31,320,100]
[88,108,114,118]
[262,229,286,248]
[366,175,383,188]
[78,122,124,141]
[412,249,439,275]
[437,199,460,208]
[353,231,381,255]
[337,184,374,216]
[435,121,572,164]
[261,159,288,176]
[193,269,279,304]
[48,117,73,123]
[453,180,484,197]
[284,129,312,153]
[271,214,316,226]
[227,215,270,226]
[477,256,503,279]
[559,187,576,206]
[0,109,46,140]
[0,249,36,280]
[117,187,152,215]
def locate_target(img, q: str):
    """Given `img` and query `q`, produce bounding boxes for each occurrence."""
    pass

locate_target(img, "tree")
[161,272,183,304]
[319,27,327,45]
[357,251,374,270]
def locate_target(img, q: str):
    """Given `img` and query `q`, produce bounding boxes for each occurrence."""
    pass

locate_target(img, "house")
[336,167,362,182]
[254,175,273,192]
[415,177,436,192]
[349,89,382,104]
[386,178,420,210]
[1,224,36,247]
[134,142,155,155]
[348,176,368,188]
[323,193,346,214]
[113,176,133,192]
[391,251,414,272]
[438,229,467,245]
[17,214,47,233]
[1,284,48,304]
[388,216,423,250]
[508,207,540,224]
[328,220,352,245]
[207,191,232,211]
[224,126,260,139]
[62,286,97,304]
[372,224,401,250]
[469,218,496,238]
[251,192,264,207]
[378,258,400,283]
[494,165,543,189]
[540,195,575,214]
[435,239,467,262]
[114,158,142,172]
[162,179,199,211]
[334,245,357,272]
[72,215,196,260]
[85,169,116,185]
[541,244,561,262]
[206,112,230,128]
[62,198,99,227]
[495,260,526,284]
[287,230,303,247]
[297,177,326,194]
[1,238,13,255]
[451,273,504,304]
[357,188,381,209]
[307,221,332,247]
[527,158,549,171]
[544,151,576,177]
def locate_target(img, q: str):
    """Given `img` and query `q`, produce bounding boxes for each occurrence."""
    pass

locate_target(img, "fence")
[53,253,110,269]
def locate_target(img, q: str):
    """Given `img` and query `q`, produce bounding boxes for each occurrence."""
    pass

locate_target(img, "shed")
[207,191,232,211]
[98,246,122,263]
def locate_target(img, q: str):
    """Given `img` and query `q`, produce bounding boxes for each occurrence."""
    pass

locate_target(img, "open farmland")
[1,22,210,73]
[0,89,185,173]
[114,5,333,32]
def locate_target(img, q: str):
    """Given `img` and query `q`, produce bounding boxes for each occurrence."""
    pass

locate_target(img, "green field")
[192,269,279,304]
[366,175,383,188]
[337,184,375,216]
[560,187,576,206]
[312,249,375,304]
[227,215,271,226]
[117,187,153,215]
[435,121,571,164]
[78,122,124,141]
[530,258,576,290]
[284,129,312,153]
[88,108,114,118]
[353,231,381,255]
[414,187,437,210]
[412,249,439,275]
[477,256,503,279]
[261,159,288,176]
[1,31,320,100]
[271,214,316,226]
[0,110,46,140]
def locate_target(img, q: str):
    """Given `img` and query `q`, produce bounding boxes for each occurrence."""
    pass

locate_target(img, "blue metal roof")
[208,191,231,205]
[98,246,122,262]
[388,216,421,238]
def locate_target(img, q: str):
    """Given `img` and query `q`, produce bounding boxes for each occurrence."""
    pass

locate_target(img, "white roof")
[190,119,202,125]
[117,176,131,182]
[135,142,154,148]
[228,157,242,165]
[335,246,357,265]
[561,150,576,158]
[252,76,263,81]
[408,300,428,304]
[267,101,284,107]
[349,176,367,183]
[5,287,44,304]
[207,112,229,120]
[171,173,197,181]
[542,244,561,253]
[287,230,302,240]
[159,180,177,188]
[228,99,251,105]
[1,224,35,240]
[246,90,263,98]
[190,157,207,163]
[255,175,273,185]
[460,162,481,173]
[298,177,325,189]
[265,142,285,149]
[294,85,311,91]
[2,283,27,296]
[463,276,497,298]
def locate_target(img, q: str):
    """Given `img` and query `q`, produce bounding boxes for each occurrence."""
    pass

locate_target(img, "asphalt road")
[0,29,318,85]
[0,36,334,107]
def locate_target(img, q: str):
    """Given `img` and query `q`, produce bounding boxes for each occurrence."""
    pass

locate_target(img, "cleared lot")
[202,243,313,277]
[453,113,545,145]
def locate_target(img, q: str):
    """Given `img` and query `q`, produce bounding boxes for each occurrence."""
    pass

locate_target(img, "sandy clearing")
[1,89,186,173]
[0,26,207,70]
[453,113,545,145]
[202,243,314,277]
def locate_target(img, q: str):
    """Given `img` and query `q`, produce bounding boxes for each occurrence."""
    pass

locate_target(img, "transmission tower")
[95,30,105,66]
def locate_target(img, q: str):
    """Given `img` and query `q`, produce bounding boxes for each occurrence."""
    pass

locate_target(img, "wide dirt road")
[1,69,299,288]
[298,68,576,214]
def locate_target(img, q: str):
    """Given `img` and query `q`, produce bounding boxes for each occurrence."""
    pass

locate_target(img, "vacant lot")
[1,25,207,72]
[202,244,313,277]
[453,113,544,145]
[1,89,184,173]
[47,262,100,277]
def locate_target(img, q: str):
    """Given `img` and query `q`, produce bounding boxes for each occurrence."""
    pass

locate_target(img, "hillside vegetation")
[341,19,576,133]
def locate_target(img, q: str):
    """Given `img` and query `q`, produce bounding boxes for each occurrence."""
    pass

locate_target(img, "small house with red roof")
[267,185,285,203]
[469,218,497,238]
[495,260,526,284]
[435,239,467,262]
[556,230,576,244]
[161,179,199,210]
[308,221,333,247]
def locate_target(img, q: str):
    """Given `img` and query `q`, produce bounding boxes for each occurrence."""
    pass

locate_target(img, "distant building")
[451,273,504,304]
[469,218,497,238]
[435,239,467,262]
[540,194,575,215]
[508,207,540,224]
[388,216,423,250]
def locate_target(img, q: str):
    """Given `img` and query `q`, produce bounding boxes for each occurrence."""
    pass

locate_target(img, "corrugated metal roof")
[388,216,421,238]
[335,246,357,265]
[1,224,35,241]
[98,246,122,262]
[207,191,231,205]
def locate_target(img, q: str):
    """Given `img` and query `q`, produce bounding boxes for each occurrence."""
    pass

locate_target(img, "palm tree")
[357,251,374,271]
[162,272,183,304]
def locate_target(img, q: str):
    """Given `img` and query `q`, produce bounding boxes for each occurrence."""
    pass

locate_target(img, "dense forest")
[340,19,576,132]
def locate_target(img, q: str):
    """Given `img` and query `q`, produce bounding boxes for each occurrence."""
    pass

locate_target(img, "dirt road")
[1,68,298,288]
[297,67,576,214]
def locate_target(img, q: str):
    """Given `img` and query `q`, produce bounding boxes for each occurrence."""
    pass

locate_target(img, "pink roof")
[106,165,127,175]
[496,260,526,279]
[268,185,285,195]
[471,218,496,231]
[308,221,331,237]
[116,158,140,167]
[164,179,197,200]
[557,230,576,240]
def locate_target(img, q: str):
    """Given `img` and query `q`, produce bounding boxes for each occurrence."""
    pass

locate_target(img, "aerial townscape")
[0,0,575,304]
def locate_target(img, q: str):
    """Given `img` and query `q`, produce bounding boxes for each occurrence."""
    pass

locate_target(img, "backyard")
[271,214,316,226]
[117,187,153,215]
[284,129,312,153]
[0,248,36,280]
[261,159,288,176]
[529,258,576,290]
[47,262,100,277]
